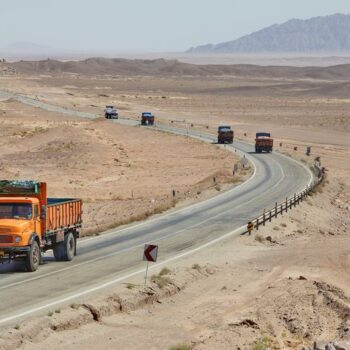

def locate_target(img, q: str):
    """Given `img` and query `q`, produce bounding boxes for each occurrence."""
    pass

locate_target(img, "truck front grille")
[0,235,14,243]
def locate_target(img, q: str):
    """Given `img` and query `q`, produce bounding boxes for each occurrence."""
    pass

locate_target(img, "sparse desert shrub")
[280,223,287,228]
[273,226,280,231]
[111,195,123,201]
[252,336,274,350]
[192,263,201,271]
[255,234,264,243]
[70,303,80,310]
[12,126,46,138]
[151,274,171,289]
[126,283,136,290]
[159,267,171,276]
[47,311,53,317]
[168,344,190,350]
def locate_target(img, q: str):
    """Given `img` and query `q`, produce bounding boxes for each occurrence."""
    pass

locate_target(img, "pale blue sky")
[1,0,350,52]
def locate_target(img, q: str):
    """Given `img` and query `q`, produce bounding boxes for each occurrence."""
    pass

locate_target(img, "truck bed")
[46,198,82,234]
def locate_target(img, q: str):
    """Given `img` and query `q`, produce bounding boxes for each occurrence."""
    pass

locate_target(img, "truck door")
[33,204,42,239]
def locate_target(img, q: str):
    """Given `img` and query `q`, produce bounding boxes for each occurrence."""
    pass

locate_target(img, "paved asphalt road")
[0,91,313,326]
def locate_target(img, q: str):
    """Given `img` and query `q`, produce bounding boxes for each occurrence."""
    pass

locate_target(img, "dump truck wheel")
[53,232,75,261]
[25,240,40,272]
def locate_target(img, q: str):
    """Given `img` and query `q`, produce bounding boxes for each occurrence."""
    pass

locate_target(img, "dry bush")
[169,344,191,350]
[151,274,171,289]
[255,234,264,243]
[192,263,201,271]
[159,267,171,276]
[126,283,137,290]
[253,336,275,350]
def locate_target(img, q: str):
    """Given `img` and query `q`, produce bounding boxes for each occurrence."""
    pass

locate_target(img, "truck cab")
[217,125,234,144]
[104,106,118,119]
[0,181,82,272]
[141,112,155,126]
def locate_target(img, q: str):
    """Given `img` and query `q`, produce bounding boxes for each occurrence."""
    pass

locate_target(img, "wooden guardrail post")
[285,197,288,213]
[294,193,296,207]
[275,202,278,218]
[269,209,272,222]
[256,217,259,230]
[263,210,266,226]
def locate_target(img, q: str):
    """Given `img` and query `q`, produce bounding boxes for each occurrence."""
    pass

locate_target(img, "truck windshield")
[0,203,32,220]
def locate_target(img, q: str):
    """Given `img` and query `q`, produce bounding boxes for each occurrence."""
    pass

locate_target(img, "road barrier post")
[269,209,272,222]
[294,193,296,207]
[275,202,278,218]
[247,221,254,235]
[263,210,266,226]
[256,217,259,230]
[285,198,288,213]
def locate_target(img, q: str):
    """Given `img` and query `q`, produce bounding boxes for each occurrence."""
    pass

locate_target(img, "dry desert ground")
[0,59,349,350]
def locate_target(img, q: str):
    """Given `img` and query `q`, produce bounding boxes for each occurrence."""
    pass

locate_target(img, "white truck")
[104,106,119,119]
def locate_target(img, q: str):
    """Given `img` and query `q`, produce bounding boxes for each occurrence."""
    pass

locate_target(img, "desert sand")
[0,96,241,235]
[0,59,349,349]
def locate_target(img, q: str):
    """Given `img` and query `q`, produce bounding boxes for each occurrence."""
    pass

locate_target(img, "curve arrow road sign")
[143,244,158,262]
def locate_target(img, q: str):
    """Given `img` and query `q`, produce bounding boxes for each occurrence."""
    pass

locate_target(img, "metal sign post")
[144,261,149,286]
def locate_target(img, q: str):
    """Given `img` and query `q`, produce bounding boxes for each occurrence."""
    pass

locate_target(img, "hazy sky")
[1,0,350,52]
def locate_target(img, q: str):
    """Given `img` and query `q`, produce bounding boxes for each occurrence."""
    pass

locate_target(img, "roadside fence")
[243,165,325,235]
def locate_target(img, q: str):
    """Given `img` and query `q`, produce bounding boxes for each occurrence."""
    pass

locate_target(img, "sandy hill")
[188,13,350,54]
[5,58,350,81]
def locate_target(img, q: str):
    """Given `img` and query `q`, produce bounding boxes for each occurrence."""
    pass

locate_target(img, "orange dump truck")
[255,132,273,153]
[0,181,82,272]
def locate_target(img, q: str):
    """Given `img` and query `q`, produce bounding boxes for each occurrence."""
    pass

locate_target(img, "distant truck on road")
[255,132,273,153]
[217,125,233,144]
[0,181,82,272]
[141,112,155,126]
[104,106,118,119]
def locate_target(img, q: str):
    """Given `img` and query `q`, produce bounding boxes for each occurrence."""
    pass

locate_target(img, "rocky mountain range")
[187,14,350,53]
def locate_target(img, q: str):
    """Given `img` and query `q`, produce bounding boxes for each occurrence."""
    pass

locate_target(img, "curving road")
[0,91,313,326]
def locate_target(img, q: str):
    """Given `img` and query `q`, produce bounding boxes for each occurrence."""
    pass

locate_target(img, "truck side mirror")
[41,205,46,219]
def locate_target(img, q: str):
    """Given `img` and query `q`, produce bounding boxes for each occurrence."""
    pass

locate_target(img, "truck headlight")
[14,236,22,243]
